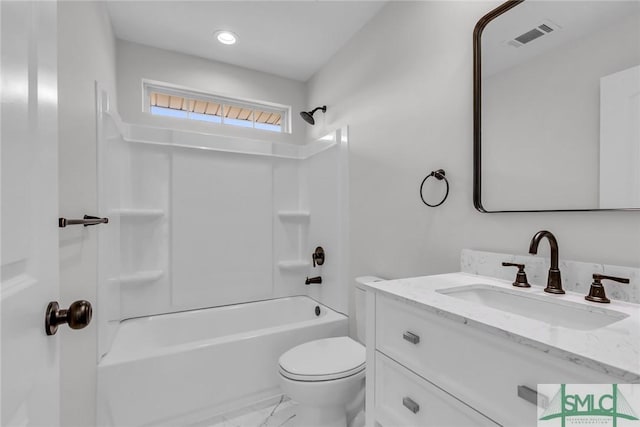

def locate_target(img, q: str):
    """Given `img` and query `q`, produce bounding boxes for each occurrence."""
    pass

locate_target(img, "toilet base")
[280,370,365,427]
[348,410,365,427]
[292,404,346,427]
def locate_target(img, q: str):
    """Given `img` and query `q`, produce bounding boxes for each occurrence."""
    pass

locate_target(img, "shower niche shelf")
[277,210,310,222]
[115,208,165,219]
[277,260,311,271]
[118,270,164,286]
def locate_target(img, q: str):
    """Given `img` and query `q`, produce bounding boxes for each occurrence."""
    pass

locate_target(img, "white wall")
[305,1,640,338]
[58,2,117,425]
[116,40,308,144]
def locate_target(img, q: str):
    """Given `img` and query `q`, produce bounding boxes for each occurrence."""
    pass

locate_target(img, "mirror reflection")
[478,0,640,211]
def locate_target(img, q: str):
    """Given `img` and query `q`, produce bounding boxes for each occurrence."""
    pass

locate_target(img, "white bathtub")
[97,296,348,426]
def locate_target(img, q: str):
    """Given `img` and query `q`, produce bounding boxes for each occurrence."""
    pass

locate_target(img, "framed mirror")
[474,0,640,212]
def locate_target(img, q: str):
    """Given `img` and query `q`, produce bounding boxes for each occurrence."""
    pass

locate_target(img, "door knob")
[45,300,92,336]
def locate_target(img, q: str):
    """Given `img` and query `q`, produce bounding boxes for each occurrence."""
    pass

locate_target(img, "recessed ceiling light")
[215,30,238,45]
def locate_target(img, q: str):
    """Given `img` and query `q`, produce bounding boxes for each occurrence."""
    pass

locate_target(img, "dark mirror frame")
[472,0,640,213]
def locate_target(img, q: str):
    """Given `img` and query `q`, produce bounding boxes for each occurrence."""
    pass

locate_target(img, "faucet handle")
[502,262,531,288]
[312,246,325,268]
[585,274,630,304]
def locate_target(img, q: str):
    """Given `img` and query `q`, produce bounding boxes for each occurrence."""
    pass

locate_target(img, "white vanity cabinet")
[365,291,624,427]
[374,352,498,426]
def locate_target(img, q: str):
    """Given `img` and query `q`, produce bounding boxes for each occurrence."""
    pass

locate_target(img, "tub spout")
[305,276,322,285]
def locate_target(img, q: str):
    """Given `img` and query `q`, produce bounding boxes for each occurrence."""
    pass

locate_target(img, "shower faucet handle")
[502,262,531,288]
[312,246,325,268]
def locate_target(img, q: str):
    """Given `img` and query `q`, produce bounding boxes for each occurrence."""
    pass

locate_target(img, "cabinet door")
[374,352,499,427]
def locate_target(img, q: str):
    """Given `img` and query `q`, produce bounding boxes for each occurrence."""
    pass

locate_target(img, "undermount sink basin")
[437,285,629,330]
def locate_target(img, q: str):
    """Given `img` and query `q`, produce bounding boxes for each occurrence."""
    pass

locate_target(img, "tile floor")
[208,395,298,427]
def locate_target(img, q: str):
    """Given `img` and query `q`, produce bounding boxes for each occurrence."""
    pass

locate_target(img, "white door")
[1,1,61,425]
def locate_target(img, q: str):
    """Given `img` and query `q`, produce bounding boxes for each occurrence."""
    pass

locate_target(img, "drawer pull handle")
[402,397,420,414]
[403,331,420,344]
[517,385,548,408]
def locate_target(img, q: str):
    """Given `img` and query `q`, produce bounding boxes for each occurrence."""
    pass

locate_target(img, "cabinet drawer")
[375,296,434,372]
[374,352,498,427]
[375,294,618,426]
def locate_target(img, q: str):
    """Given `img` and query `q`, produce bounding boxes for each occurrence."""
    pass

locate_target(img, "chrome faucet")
[528,230,564,294]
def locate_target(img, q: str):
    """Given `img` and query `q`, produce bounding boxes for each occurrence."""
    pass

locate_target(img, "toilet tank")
[354,276,385,344]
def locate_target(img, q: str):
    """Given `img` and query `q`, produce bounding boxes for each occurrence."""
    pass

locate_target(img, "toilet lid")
[279,337,365,382]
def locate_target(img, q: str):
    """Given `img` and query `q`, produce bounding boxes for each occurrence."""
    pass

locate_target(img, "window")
[144,82,289,133]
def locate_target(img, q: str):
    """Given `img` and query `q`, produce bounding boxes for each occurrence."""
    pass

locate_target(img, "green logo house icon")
[539,384,639,426]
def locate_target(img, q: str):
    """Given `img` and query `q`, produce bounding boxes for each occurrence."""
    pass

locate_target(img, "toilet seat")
[279,337,365,382]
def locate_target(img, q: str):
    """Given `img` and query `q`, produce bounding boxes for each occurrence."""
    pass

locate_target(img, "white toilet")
[278,276,383,427]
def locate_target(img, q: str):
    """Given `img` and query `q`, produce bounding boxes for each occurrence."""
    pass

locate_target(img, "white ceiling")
[106,1,387,82]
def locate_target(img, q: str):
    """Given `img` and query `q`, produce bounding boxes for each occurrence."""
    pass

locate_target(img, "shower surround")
[95,88,349,425]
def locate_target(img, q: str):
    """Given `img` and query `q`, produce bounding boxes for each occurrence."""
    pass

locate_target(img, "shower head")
[300,105,327,125]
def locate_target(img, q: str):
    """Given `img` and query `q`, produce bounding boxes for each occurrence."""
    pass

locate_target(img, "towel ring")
[420,169,449,207]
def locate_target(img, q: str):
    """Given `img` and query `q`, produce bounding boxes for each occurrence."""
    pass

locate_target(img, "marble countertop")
[363,272,640,381]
